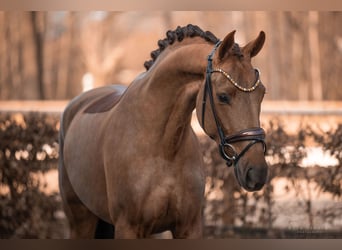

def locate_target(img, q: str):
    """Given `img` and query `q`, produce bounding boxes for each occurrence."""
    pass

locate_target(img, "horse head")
[196,30,268,191]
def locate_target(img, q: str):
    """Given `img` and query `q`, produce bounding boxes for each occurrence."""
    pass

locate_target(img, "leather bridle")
[201,41,266,167]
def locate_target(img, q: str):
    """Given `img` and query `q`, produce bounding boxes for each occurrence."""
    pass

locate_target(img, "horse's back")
[60,84,126,136]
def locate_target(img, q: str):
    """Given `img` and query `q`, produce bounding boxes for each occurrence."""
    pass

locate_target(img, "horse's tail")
[58,101,72,206]
[58,100,73,177]
[58,107,66,187]
[58,92,89,170]
[58,94,85,200]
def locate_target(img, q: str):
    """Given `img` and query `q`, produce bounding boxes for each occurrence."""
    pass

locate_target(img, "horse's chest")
[109,155,205,234]
[140,172,204,231]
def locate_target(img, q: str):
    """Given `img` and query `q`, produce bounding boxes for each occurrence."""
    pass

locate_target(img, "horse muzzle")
[218,127,268,192]
[234,161,268,191]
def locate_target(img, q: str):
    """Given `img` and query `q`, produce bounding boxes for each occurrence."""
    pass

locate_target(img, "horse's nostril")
[246,168,265,191]
[246,168,255,189]
[253,182,264,190]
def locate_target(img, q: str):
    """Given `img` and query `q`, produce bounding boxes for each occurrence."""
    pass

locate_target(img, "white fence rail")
[1,100,341,115]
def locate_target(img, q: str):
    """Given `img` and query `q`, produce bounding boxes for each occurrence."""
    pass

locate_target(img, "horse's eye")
[217,93,230,104]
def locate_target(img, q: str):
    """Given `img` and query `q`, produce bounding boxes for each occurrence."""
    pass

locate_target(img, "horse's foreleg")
[171,213,203,239]
[113,217,143,239]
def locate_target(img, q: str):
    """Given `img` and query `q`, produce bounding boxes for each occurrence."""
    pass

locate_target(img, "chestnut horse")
[59,24,268,239]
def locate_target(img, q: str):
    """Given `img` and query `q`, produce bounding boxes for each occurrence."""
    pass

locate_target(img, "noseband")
[201,41,266,167]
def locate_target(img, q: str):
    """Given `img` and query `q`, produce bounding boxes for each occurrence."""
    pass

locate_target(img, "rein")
[201,41,266,167]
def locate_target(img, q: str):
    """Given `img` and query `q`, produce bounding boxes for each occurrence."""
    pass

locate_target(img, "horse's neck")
[120,42,211,159]
[144,42,211,109]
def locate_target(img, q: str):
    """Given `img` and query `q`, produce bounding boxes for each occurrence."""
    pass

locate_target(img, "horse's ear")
[243,31,266,58]
[218,30,236,61]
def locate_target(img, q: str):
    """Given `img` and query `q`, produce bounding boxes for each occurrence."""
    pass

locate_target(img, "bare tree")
[29,12,46,100]
[308,11,322,101]
[54,12,77,99]
[0,11,341,100]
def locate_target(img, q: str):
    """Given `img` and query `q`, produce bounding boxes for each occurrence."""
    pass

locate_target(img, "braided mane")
[144,24,220,71]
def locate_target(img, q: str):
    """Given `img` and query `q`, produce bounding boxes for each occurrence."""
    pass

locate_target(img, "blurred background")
[0,11,341,238]
[0,11,341,100]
